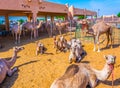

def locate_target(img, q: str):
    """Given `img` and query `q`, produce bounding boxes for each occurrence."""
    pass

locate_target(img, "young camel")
[0,46,24,84]
[50,55,116,88]
[10,22,22,44]
[36,41,45,55]
[87,21,113,52]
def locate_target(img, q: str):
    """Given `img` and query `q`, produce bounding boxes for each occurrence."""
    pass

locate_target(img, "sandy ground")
[0,30,120,88]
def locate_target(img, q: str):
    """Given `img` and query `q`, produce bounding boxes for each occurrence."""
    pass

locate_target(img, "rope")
[111,68,114,88]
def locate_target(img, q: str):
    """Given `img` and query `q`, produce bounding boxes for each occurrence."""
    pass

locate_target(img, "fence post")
[75,23,81,39]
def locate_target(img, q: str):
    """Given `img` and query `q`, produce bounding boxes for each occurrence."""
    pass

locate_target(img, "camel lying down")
[50,55,116,88]
[36,41,46,55]
[69,39,86,63]
[0,46,24,84]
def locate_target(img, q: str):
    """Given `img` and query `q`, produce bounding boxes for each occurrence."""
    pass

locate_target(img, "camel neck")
[7,51,17,68]
[93,63,113,81]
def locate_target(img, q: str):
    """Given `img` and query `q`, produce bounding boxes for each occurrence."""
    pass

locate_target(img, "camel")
[10,22,22,44]
[45,21,57,37]
[87,21,113,52]
[77,19,89,36]
[36,41,45,55]
[22,21,42,39]
[0,46,24,84]
[69,39,86,63]
[56,22,69,35]
[36,21,43,37]
[22,22,35,39]
[54,36,69,53]
[50,55,116,88]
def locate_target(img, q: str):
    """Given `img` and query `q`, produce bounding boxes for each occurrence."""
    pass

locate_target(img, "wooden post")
[45,15,47,22]
[51,16,54,22]
[5,14,9,31]
[27,13,32,22]
[65,15,68,21]
[32,11,38,38]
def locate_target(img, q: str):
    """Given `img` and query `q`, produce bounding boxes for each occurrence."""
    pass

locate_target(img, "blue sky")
[48,0,120,16]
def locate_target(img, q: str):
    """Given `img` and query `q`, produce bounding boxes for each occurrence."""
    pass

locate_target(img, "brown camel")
[10,22,22,44]
[50,55,116,88]
[22,21,42,39]
[77,19,89,36]
[54,36,68,53]
[0,46,24,84]
[56,22,69,35]
[87,21,113,52]
[45,21,57,37]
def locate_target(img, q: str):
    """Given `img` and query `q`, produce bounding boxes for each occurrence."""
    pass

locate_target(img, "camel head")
[104,55,116,65]
[70,41,77,55]
[13,46,24,53]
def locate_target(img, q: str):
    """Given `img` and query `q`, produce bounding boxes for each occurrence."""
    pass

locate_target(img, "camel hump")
[60,64,79,80]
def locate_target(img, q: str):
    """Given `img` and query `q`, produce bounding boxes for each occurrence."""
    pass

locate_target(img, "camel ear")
[114,56,116,59]
[113,56,116,59]
[104,55,108,60]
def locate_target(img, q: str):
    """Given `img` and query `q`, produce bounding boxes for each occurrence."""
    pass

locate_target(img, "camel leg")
[36,47,39,55]
[7,67,18,77]
[34,30,37,38]
[106,32,110,48]
[93,36,97,51]
[59,29,62,35]
[15,33,18,44]
[18,33,21,44]
[31,31,33,40]
[109,34,113,48]
[36,29,38,37]
[23,30,26,37]
[96,34,100,52]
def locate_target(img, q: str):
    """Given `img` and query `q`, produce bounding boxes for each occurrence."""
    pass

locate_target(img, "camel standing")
[0,46,24,83]
[77,19,89,36]
[50,55,116,88]
[10,22,22,44]
[56,22,69,35]
[87,21,113,52]
[22,21,42,39]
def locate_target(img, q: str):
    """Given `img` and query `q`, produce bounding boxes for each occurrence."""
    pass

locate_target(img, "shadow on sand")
[101,44,120,51]
[0,33,50,53]
[101,78,120,86]
[0,60,40,88]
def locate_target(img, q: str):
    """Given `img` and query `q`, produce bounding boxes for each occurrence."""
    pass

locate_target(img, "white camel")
[69,39,86,63]
[50,55,116,88]
[0,46,24,84]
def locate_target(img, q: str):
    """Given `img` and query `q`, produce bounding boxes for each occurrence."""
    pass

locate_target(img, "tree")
[18,19,25,24]
[117,12,120,17]
[78,15,86,19]
[55,16,65,20]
